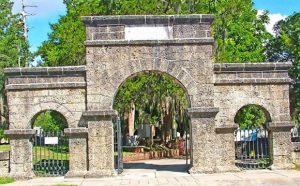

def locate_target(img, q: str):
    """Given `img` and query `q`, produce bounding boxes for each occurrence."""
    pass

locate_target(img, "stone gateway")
[4,14,294,179]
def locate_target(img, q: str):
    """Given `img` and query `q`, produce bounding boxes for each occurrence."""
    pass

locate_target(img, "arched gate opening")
[31,110,69,176]
[234,104,272,169]
[112,71,191,174]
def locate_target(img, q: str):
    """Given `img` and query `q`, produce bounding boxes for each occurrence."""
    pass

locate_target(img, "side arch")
[234,104,272,124]
[226,101,274,126]
[27,102,75,128]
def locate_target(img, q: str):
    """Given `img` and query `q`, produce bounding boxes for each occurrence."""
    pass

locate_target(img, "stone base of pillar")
[9,171,34,180]
[271,163,295,170]
[65,171,88,178]
[189,166,214,174]
[85,170,117,178]
[215,165,240,173]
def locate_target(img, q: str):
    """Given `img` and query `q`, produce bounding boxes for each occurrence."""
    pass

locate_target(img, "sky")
[11,0,300,53]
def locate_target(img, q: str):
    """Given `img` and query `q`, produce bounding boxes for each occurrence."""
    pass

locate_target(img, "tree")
[113,72,189,144]
[0,0,29,142]
[266,13,300,125]
[235,105,267,129]
[33,111,68,132]
[209,1,272,62]
[37,0,271,66]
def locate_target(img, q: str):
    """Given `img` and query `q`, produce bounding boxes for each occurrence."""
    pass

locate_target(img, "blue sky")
[12,0,300,53]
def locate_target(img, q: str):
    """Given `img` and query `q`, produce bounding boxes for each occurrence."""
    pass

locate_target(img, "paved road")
[6,159,300,186]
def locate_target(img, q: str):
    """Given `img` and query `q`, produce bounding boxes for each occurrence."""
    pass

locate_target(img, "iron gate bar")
[114,116,123,174]
[235,126,270,170]
[32,130,69,176]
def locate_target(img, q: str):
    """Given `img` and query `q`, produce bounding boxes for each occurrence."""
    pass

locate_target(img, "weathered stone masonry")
[4,15,294,179]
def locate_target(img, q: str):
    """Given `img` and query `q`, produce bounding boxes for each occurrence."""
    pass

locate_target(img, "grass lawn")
[33,146,69,162]
[295,163,300,170]
[114,151,136,156]
[0,177,15,184]
[0,144,10,152]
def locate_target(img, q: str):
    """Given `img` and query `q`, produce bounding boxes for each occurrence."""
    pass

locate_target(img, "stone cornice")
[186,107,219,118]
[4,129,36,139]
[214,78,291,85]
[4,66,86,77]
[83,110,118,121]
[215,125,238,134]
[214,62,292,72]
[85,38,214,46]
[266,122,294,132]
[64,128,88,138]
[82,14,214,26]
[6,82,87,90]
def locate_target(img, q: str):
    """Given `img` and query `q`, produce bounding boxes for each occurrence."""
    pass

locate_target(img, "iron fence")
[114,116,123,174]
[32,130,69,176]
[234,126,270,169]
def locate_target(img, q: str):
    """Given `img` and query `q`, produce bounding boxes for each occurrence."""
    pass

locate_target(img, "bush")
[0,177,15,184]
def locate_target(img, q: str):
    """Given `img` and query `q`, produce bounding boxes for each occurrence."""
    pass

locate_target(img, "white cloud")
[257,10,287,36]
[11,0,66,19]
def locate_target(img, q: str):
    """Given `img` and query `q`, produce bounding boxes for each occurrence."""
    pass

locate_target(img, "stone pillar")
[83,110,117,177]
[267,122,294,170]
[187,107,220,174]
[64,128,88,177]
[4,129,36,179]
[214,125,240,172]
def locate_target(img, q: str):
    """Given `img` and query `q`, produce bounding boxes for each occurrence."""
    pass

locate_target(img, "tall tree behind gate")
[0,0,29,140]
[37,0,271,66]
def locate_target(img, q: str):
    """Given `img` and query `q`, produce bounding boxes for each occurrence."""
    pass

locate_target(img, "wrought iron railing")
[32,130,69,176]
[234,126,270,169]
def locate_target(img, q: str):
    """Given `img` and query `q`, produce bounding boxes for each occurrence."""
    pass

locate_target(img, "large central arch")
[82,15,221,176]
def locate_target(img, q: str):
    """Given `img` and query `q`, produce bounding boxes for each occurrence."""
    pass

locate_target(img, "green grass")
[295,163,300,171]
[33,146,69,163]
[0,145,10,152]
[114,151,136,156]
[0,177,15,184]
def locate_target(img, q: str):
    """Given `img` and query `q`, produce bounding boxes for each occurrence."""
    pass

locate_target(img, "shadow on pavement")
[123,162,189,172]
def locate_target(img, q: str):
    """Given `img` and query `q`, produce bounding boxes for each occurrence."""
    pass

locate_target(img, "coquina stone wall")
[214,63,293,171]
[3,14,294,179]
[4,66,87,178]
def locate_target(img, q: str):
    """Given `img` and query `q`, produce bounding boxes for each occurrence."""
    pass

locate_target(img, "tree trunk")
[163,112,172,143]
[128,102,135,136]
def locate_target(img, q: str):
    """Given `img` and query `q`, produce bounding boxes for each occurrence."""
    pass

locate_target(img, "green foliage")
[235,105,267,129]
[0,144,9,152]
[38,0,270,66]
[0,0,29,70]
[33,111,67,132]
[113,72,188,127]
[0,177,15,184]
[0,128,7,143]
[211,1,271,62]
[266,13,300,125]
[0,0,29,142]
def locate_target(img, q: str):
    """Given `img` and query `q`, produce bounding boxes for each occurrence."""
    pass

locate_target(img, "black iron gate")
[32,130,69,176]
[114,116,123,174]
[234,126,270,169]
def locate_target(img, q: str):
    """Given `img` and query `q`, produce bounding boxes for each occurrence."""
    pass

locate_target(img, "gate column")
[187,107,219,173]
[83,110,117,177]
[4,129,36,179]
[215,125,240,172]
[64,128,88,177]
[267,122,294,169]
